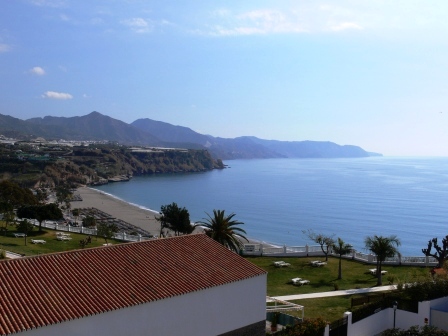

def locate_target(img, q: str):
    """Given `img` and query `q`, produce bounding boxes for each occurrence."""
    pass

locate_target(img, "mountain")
[243,137,376,158]
[131,118,380,159]
[130,118,283,159]
[27,112,162,145]
[0,112,381,159]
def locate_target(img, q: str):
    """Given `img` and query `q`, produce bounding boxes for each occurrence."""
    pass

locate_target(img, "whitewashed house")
[0,234,267,336]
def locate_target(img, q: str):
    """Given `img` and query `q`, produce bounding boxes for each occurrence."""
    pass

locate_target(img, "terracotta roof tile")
[0,234,266,335]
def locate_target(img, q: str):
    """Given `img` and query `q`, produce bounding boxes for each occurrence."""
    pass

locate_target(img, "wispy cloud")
[330,22,363,32]
[121,18,153,34]
[0,44,12,53]
[30,0,66,8]
[42,91,73,100]
[30,66,46,75]
[206,9,307,36]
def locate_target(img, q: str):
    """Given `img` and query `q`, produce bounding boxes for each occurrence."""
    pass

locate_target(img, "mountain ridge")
[0,112,382,159]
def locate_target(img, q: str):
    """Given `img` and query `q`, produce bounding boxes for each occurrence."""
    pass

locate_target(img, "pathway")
[271,284,397,301]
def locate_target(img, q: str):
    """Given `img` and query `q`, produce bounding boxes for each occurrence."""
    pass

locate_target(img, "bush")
[381,325,448,335]
[276,317,327,336]
[0,249,6,259]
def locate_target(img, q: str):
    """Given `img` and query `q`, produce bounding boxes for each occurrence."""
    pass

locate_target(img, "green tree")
[0,180,37,207]
[333,237,352,280]
[55,185,72,205]
[365,235,401,286]
[97,222,118,243]
[16,219,34,246]
[0,181,37,233]
[82,215,96,228]
[157,202,193,236]
[303,229,335,261]
[195,210,248,252]
[16,203,63,233]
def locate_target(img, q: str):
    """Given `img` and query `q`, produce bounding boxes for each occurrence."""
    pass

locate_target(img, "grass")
[246,256,430,322]
[0,223,121,257]
[0,223,431,323]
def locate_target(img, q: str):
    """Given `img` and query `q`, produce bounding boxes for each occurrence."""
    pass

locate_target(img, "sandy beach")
[71,186,268,246]
[71,187,161,237]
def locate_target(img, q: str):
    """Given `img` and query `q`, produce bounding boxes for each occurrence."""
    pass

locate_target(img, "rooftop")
[0,234,266,335]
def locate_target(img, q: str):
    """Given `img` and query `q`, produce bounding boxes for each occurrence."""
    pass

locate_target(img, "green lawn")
[247,256,430,322]
[0,224,121,257]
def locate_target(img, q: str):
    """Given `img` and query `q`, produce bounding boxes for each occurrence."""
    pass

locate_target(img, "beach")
[71,186,263,244]
[71,187,161,237]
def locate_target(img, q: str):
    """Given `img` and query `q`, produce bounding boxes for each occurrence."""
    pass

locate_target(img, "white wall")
[346,297,448,336]
[18,274,266,336]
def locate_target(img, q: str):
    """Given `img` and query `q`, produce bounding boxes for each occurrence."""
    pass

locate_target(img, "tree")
[157,202,193,236]
[195,210,248,252]
[16,203,63,232]
[82,215,96,228]
[0,180,37,207]
[422,235,448,268]
[97,222,118,243]
[365,235,401,286]
[0,181,37,233]
[55,185,72,205]
[303,229,335,261]
[333,237,352,280]
[72,208,80,225]
[16,219,34,246]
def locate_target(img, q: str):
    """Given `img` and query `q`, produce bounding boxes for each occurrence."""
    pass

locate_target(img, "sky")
[1,0,448,156]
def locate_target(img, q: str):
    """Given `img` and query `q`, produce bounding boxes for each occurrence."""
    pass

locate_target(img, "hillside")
[0,112,382,159]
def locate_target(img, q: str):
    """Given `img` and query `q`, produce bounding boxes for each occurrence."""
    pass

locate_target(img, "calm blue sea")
[93,157,448,256]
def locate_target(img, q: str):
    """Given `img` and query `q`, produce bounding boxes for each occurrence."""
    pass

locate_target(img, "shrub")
[277,317,327,336]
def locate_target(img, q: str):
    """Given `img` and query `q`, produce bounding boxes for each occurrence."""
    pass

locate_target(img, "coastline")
[71,186,274,247]
[72,187,161,237]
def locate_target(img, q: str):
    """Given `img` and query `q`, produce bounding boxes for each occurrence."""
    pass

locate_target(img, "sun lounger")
[31,239,46,244]
[294,279,310,286]
[369,269,387,275]
[57,236,72,241]
[13,233,26,238]
[273,261,291,267]
[310,261,327,267]
[290,277,302,285]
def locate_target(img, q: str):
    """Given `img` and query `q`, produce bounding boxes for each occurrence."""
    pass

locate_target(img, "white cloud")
[30,0,66,8]
[42,91,73,100]
[121,18,152,33]
[330,22,363,32]
[207,9,306,36]
[30,67,45,76]
[0,44,12,53]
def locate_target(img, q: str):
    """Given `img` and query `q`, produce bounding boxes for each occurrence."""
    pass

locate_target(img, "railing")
[24,219,150,243]
[241,243,438,267]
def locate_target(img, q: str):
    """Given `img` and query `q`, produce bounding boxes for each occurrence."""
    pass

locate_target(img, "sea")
[92,157,448,256]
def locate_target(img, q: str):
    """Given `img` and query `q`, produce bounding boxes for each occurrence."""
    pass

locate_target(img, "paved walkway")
[271,284,397,301]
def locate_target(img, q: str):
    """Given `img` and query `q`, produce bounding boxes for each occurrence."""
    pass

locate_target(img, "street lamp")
[393,301,398,329]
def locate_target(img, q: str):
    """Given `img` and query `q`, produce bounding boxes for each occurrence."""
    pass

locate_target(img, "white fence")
[26,219,148,243]
[242,243,438,267]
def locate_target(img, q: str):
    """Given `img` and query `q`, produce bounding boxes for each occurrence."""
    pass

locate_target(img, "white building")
[0,234,267,336]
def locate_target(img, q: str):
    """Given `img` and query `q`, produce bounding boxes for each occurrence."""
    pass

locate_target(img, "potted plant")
[271,312,279,332]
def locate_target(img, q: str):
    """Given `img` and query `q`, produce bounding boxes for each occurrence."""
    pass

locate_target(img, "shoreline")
[71,187,161,237]
[71,186,275,246]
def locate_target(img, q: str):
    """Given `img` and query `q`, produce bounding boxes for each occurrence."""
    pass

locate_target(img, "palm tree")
[333,237,352,280]
[195,210,249,252]
[365,235,401,286]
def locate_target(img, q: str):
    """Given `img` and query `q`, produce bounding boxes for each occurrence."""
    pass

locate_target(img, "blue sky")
[1,0,448,156]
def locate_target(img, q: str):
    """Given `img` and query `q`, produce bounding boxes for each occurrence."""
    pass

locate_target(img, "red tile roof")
[0,234,266,335]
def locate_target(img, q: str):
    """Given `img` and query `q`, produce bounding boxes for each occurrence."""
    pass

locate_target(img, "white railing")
[241,243,438,267]
[24,219,149,243]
